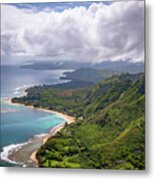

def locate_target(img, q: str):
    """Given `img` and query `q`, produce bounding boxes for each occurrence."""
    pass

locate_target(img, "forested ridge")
[12,73,145,169]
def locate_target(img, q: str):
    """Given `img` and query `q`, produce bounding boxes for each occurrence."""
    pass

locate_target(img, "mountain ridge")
[12,72,145,169]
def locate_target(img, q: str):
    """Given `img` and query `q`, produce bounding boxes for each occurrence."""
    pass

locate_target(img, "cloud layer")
[1,1,144,63]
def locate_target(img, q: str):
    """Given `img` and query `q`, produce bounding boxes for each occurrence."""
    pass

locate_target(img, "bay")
[0,65,70,166]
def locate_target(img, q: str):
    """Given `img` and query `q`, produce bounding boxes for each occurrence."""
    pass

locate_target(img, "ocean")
[0,65,70,167]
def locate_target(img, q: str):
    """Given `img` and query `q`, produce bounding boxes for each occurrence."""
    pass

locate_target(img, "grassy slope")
[12,73,145,169]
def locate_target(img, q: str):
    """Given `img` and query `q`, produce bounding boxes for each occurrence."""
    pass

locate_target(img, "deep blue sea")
[0,66,69,166]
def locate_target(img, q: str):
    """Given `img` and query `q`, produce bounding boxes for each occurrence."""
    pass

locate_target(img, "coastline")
[2,98,76,167]
[2,98,75,124]
[29,122,66,166]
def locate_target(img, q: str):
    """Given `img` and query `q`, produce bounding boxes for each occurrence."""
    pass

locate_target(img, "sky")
[1,1,144,65]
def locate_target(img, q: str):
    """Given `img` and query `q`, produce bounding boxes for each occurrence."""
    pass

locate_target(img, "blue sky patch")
[5,1,113,12]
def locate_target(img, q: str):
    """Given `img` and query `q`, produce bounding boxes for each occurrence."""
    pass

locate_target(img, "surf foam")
[0,132,49,166]
[0,142,28,165]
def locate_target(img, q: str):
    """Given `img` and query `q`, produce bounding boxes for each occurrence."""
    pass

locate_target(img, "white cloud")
[1,1,144,63]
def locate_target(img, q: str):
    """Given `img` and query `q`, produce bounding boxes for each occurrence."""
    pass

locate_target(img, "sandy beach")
[29,113,75,166]
[2,97,76,166]
[29,123,66,165]
[2,98,75,124]
[36,108,75,124]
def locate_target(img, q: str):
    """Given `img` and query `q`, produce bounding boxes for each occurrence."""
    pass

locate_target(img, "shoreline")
[29,122,66,166]
[2,97,76,167]
[2,98,75,124]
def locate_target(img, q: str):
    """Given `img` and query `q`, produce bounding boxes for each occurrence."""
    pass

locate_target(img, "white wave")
[49,123,65,134]
[33,133,48,139]
[0,132,49,165]
[0,121,64,166]
[1,108,17,114]
[29,133,49,142]
[0,142,28,165]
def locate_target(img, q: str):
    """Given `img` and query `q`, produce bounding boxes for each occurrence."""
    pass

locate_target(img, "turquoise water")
[0,66,68,166]
[1,105,65,147]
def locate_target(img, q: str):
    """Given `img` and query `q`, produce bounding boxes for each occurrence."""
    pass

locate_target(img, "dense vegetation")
[53,80,94,89]
[12,73,145,170]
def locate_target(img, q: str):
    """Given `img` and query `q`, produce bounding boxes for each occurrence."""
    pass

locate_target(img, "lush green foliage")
[53,80,94,89]
[12,73,145,169]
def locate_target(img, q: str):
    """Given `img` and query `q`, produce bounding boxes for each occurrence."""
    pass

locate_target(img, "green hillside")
[12,73,145,169]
